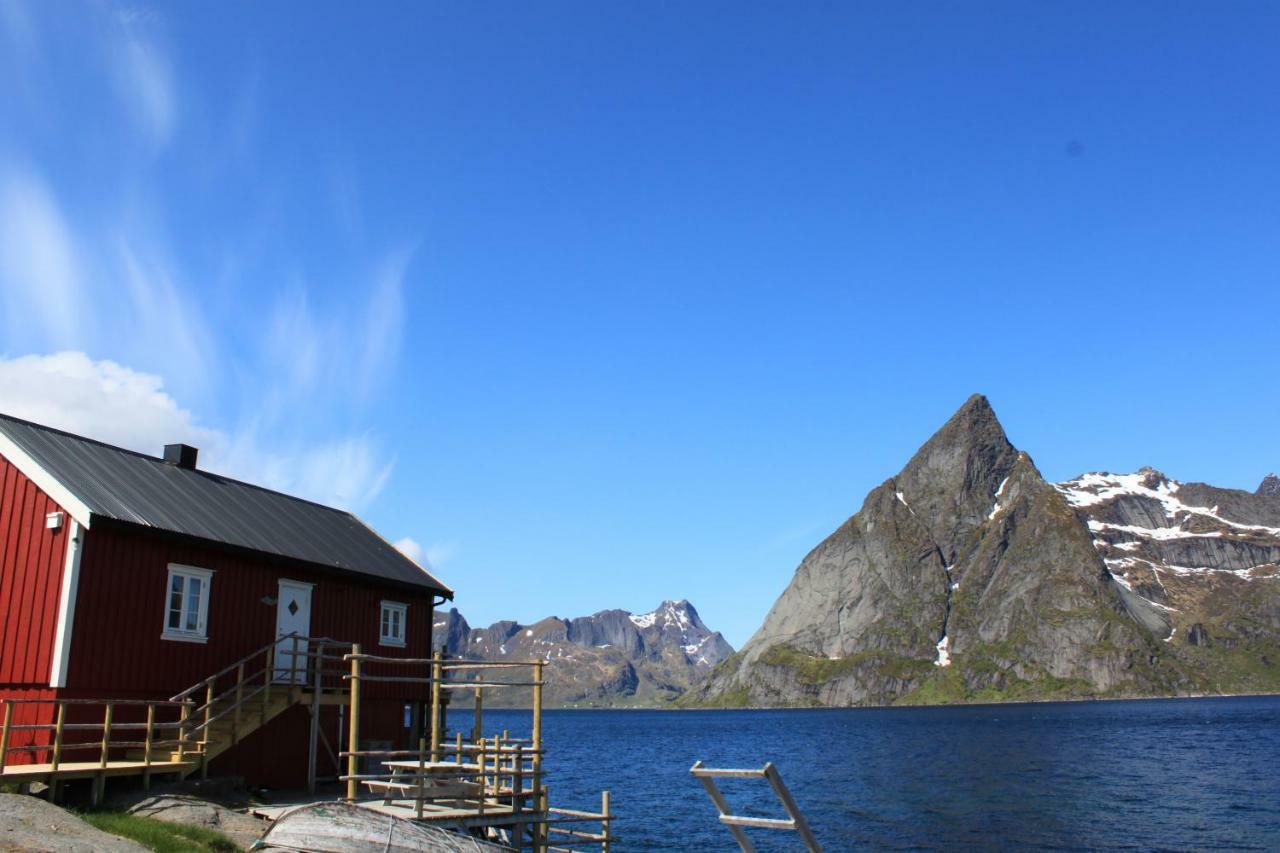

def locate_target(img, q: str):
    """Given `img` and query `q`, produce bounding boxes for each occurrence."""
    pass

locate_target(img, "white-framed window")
[380,600,407,647]
[162,564,213,643]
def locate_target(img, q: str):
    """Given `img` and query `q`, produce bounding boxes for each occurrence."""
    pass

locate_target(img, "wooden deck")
[0,758,196,783]
[250,797,528,830]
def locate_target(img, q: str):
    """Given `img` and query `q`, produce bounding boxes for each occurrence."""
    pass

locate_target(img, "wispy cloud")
[0,168,82,350]
[108,13,176,148]
[358,247,415,396]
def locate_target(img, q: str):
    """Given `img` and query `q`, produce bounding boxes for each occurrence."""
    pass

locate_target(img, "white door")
[274,580,313,683]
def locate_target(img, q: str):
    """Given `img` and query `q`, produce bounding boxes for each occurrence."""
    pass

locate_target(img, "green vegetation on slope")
[79,812,239,853]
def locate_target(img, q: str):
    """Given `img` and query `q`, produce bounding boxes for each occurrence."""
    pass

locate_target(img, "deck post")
[601,790,611,853]
[290,635,300,687]
[532,660,544,852]
[233,662,245,745]
[308,641,324,794]
[415,736,426,820]
[477,735,486,819]
[429,648,443,761]
[345,643,361,802]
[262,642,273,725]
[0,700,12,773]
[92,703,113,806]
[49,703,66,802]
[201,679,214,779]
[537,786,549,853]
[142,704,155,791]
[472,675,484,743]
[177,700,190,762]
[512,743,525,852]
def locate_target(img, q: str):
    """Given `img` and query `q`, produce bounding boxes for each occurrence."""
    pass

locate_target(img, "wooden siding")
[66,524,439,700]
[0,455,69,687]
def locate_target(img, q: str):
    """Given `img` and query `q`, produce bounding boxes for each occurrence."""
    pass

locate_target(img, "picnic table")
[364,759,484,805]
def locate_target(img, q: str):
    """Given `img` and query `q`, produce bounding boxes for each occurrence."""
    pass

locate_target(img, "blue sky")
[1,2,1277,647]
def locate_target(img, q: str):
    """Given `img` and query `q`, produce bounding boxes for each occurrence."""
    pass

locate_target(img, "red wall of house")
[66,524,439,701]
[0,454,70,688]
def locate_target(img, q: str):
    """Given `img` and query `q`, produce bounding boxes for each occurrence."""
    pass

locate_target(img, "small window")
[380,600,407,647]
[162,565,213,643]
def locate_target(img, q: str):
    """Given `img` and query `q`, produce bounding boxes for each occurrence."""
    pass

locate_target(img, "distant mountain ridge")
[433,600,733,707]
[688,395,1280,708]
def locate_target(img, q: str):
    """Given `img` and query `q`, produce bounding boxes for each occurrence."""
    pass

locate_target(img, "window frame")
[161,564,214,643]
[380,600,408,647]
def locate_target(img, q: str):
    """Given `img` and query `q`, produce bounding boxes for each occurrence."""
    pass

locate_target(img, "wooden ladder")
[690,760,821,852]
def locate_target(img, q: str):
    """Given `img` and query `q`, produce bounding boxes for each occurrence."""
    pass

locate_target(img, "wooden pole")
[290,635,300,687]
[601,790,611,853]
[477,735,486,819]
[345,644,361,802]
[177,701,190,762]
[93,703,113,806]
[538,786,549,853]
[308,642,324,794]
[0,700,11,773]
[142,704,155,791]
[50,703,66,771]
[532,660,544,852]
[415,736,426,820]
[201,680,214,779]
[472,676,484,743]
[233,662,245,745]
[50,703,66,803]
[262,642,274,725]
[429,648,443,761]
[512,744,525,852]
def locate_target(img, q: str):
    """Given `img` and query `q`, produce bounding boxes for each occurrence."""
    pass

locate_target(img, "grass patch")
[79,812,238,853]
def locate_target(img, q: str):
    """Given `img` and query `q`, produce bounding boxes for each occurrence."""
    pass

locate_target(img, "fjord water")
[456,696,1280,850]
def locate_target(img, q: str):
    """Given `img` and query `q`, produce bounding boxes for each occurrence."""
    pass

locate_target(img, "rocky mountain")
[688,395,1280,708]
[1259,474,1280,497]
[432,600,733,707]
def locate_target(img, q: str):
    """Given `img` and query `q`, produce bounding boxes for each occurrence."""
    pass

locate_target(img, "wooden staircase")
[164,634,352,780]
[126,686,301,768]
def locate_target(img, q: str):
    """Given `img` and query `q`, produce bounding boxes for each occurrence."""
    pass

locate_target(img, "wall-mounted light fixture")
[46,512,64,531]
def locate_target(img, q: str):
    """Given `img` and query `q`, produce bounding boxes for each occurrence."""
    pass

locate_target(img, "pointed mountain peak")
[894,394,1023,559]
[1259,473,1280,497]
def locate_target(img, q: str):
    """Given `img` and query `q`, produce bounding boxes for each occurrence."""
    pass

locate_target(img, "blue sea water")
[452,696,1280,851]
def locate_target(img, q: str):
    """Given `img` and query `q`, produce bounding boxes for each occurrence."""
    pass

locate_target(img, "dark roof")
[0,412,452,597]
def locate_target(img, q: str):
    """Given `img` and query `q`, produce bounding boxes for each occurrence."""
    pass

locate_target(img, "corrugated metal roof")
[0,412,452,596]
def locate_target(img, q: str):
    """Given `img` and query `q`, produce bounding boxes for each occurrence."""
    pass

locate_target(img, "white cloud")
[394,537,455,572]
[0,352,394,511]
[394,537,424,563]
[0,169,82,349]
[0,352,219,455]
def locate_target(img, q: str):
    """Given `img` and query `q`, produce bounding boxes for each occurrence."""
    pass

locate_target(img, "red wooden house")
[0,412,453,789]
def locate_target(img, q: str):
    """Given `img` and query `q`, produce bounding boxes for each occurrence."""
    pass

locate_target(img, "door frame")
[274,579,315,684]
